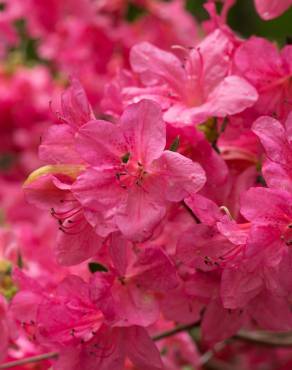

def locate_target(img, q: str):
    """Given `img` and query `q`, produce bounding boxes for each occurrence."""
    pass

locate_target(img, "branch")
[235,330,292,347]
[0,323,199,369]
[181,201,201,224]
[0,352,58,369]
[152,322,199,341]
[2,326,292,369]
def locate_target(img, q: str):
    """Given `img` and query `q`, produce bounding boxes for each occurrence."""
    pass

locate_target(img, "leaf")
[169,136,180,152]
[88,262,108,273]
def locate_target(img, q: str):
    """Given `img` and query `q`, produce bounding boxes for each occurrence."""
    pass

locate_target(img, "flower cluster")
[1,1,292,370]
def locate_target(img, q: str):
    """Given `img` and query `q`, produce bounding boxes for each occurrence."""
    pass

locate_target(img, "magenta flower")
[73,99,206,241]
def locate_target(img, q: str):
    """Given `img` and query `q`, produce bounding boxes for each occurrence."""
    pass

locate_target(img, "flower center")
[115,153,148,190]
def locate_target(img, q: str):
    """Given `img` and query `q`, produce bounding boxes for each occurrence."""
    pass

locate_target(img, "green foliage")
[185,0,292,46]
[169,136,180,152]
[88,262,108,273]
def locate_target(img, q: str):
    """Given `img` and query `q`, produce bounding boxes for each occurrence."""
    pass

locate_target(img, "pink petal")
[56,215,103,266]
[23,173,75,211]
[112,283,159,327]
[240,187,292,224]
[201,299,244,345]
[121,99,166,165]
[200,76,258,118]
[166,76,258,124]
[198,29,233,95]
[250,291,292,330]
[184,194,223,226]
[76,120,126,167]
[73,168,124,237]
[254,0,292,20]
[176,225,234,271]
[252,115,292,165]
[60,78,94,129]
[125,326,163,370]
[263,160,292,192]
[153,150,206,201]
[116,182,166,242]
[130,42,185,94]
[221,267,263,309]
[234,37,284,85]
[39,124,82,164]
[160,287,203,324]
[56,326,126,370]
[131,247,178,292]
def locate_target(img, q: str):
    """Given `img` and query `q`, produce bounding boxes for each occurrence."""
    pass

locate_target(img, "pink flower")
[13,270,163,370]
[73,99,206,241]
[23,80,103,266]
[24,169,103,266]
[234,37,292,122]
[99,233,179,327]
[241,187,292,267]
[252,113,292,192]
[254,0,292,20]
[56,325,163,370]
[119,29,258,126]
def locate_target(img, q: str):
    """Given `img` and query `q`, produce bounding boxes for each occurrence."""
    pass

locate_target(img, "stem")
[2,327,292,369]
[181,201,201,224]
[235,330,292,347]
[152,322,199,341]
[0,352,58,369]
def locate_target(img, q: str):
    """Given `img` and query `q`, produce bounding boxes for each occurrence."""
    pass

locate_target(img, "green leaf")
[17,252,23,269]
[169,136,180,152]
[88,262,108,273]
[121,152,130,163]
[126,3,146,22]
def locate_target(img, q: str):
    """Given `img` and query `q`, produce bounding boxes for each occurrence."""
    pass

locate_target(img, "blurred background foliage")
[129,0,292,46]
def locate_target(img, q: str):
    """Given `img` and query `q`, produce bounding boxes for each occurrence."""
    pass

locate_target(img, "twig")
[0,323,199,369]
[181,201,201,224]
[235,330,292,347]
[0,352,58,369]
[199,341,226,366]
[2,326,292,369]
[152,322,199,341]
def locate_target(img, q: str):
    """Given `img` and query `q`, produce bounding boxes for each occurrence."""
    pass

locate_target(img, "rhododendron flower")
[98,234,179,327]
[23,80,104,266]
[3,1,292,369]
[233,37,292,122]
[73,99,206,241]
[252,112,292,191]
[12,270,163,370]
[241,187,292,265]
[254,0,292,20]
[56,325,164,370]
[117,29,258,126]
[23,168,103,266]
